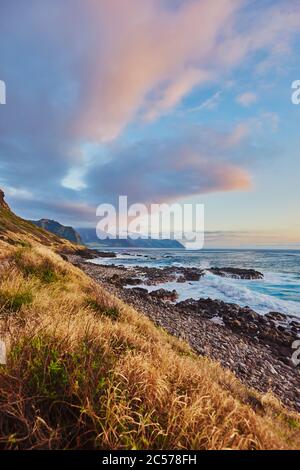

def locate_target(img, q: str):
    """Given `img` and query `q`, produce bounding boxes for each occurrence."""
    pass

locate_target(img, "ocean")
[90,249,300,317]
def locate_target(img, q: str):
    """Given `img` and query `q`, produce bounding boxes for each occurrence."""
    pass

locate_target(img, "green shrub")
[85,298,120,320]
[14,249,61,283]
[0,289,33,312]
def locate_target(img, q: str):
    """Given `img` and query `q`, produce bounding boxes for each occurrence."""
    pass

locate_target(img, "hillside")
[31,219,82,245]
[0,193,300,449]
[0,191,81,252]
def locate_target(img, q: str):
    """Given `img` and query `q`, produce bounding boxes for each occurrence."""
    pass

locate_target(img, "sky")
[0,0,300,248]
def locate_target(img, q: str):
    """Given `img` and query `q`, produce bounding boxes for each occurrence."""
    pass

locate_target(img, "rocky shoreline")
[67,252,300,412]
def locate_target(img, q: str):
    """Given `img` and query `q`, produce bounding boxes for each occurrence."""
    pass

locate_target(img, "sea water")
[90,249,300,317]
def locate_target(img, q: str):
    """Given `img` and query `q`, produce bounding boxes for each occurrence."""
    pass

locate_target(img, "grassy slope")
[0,205,78,251]
[0,210,300,449]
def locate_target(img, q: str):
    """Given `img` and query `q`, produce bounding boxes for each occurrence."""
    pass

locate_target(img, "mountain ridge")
[31,219,83,245]
[77,227,185,249]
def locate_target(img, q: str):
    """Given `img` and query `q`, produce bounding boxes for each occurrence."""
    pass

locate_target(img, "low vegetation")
[0,240,300,450]
[0,202,80,252]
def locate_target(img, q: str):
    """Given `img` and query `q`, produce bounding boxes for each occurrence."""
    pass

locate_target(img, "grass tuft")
[0,289,33,312]
[13,248,65,284]
[86,297,120,320]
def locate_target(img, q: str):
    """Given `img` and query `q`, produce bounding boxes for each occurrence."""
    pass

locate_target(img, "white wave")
[199,260,211,269]
[90,250,300,316]
[138,273,300,316]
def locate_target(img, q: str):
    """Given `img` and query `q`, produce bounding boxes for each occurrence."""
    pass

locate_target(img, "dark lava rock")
[110,274,142,287]
[138,266,205,286]
[176,297,297,362]
[70,248,101,259]
[75,249,117,259]
[265,311,287,322]
[149,289,179,302]
[124,277,143,286]
[142,267,178,285]
[183,269,203,281]
[96,251,117,258]
[174,268,204,283]
[209,267,263,280]
[130,287,149,296]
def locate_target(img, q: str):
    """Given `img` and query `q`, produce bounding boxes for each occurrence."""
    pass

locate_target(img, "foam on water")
[91,249,300,317]
[134,272,300,316]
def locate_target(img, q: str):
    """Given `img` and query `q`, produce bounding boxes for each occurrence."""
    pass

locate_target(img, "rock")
[228,319,242,329]
[210,316,225,327]
[0,189,10,210]
[124,277,143,286]
[149,289,179,302]
[279,356,293,366]
[243,309,260,322]
[75,248,102,259]
[265,312,287,322]
[184,270,203,281]
[141,267,178,285]
[209,267,264,280]
[269,364,277,375]
[95,251,117,258]
[110,274,142,287]
[130,287,149,296]
[176,297,298,360]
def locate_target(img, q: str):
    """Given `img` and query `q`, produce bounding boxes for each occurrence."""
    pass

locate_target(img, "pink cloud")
[69,0,300,142]
[144,68,212,121]
[236,92,258,107]
[73,0,241,141]
[86,125,252,207]
[225,123,250,147]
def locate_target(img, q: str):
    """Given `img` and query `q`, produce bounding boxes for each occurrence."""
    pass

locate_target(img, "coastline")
[68,251,300,412]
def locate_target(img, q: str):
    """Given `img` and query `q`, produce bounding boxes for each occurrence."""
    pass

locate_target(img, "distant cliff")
[31,219,83,245]
[76,227,184,249]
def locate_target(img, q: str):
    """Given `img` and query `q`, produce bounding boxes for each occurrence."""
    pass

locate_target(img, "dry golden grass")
[0,204,83,253]
[0,241,300,450]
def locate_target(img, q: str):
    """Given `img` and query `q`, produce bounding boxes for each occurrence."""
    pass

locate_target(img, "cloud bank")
[0,0,300,225]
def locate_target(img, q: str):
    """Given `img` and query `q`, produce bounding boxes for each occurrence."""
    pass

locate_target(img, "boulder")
[209,267,263,280]
[149,289,178,302]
